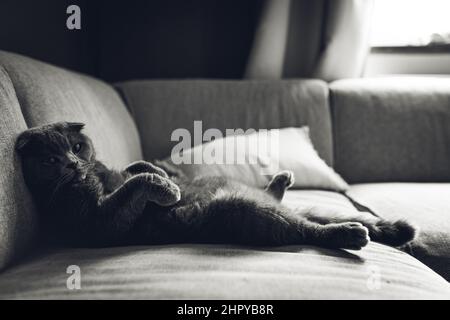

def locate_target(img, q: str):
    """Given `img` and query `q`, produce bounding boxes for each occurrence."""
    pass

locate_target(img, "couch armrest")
[0,66,38,271]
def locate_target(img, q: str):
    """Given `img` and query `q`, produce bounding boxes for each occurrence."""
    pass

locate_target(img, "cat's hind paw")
[265,170,295,201]
[271,170,295,189]
[328,222,370,250]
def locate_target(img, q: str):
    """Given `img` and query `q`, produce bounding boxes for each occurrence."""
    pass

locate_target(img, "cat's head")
[16,122,96,191]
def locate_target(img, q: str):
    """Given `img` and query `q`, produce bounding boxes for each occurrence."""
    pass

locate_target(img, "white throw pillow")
[160,127,348,191]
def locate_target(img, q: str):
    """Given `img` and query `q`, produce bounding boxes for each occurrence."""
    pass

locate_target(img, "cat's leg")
[176,196,369,249]
[264,170,295,201]
[302,221,370,250]
[172,198,300,245]
[123,160,169,178]
[303,209,416,247]
[98,173,181,235]
[168,202,203,225]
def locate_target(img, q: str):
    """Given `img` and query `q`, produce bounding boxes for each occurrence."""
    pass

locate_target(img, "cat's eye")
[47,157,57,164]
[73,143,82,153]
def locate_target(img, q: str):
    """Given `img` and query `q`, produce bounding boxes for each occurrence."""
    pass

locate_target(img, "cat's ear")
[66,122,85,132]
[15,132,31,154]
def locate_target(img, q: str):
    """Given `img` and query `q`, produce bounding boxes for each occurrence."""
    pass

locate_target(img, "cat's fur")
[16,122,416,250]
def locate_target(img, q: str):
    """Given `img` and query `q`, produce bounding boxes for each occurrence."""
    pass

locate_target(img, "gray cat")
[16,122,416,249]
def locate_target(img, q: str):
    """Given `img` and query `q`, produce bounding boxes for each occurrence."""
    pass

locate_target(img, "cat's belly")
[132,175,279,244]
[178,175,268,204]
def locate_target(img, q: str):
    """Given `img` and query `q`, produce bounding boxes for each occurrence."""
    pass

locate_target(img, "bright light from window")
[370,0,450,47]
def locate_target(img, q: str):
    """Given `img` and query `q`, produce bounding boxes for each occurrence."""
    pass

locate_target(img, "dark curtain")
[245,0,374,81]
[314,0,374,81]
[244,0,290,79]
[0,0,99,76]
[0,0,372,82]
[98,0,263,81]
[0,0,262,81]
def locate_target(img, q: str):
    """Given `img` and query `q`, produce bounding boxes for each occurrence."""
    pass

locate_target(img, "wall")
[0,0,262,81]
[365,52,450,77]
[0,0,99,75]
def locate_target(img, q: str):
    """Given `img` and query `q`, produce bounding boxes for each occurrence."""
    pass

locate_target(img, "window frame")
[371,44,450,54]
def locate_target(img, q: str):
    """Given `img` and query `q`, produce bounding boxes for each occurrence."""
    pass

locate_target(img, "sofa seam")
[328,84,339,171]
[113,84,146,160]
[341,192,380,218]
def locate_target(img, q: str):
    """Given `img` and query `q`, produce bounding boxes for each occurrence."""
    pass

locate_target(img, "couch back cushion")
[117,79,333,166]
[0,51,142,269]
[331,77,450,183]
[0,51,142,168]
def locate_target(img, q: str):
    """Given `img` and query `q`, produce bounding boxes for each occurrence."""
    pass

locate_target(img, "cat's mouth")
[75,171,88,182]
[68,170,87,183]
[70,164,91,182]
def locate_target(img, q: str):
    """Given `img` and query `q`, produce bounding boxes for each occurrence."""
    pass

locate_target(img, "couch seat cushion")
[0,190,448,299]
[347,183,450,281]
[0,243,448,299]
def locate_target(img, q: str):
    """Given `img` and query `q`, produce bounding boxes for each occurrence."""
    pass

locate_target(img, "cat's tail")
[303,210,417,247]
[368,219,417,247]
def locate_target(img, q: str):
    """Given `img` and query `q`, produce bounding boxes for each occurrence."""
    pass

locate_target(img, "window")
[370,0,450,48]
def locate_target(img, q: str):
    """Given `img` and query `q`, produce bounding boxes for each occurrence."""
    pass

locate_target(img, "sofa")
[0,50,449,299]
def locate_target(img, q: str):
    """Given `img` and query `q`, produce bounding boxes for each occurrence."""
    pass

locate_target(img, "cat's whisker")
[47,172,75,208]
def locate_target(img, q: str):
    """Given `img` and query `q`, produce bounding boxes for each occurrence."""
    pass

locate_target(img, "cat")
[16,122,416,249]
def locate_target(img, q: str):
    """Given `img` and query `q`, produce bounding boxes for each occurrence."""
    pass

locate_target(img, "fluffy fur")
[16,122,416,249]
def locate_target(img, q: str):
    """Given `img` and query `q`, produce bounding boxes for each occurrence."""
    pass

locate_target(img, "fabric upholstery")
[162,127,348,191]
[1,243,449,299]
[116,79,333,166]
[0,190,448,299]
[347,183,450,281]
[0,50,143,270]
[330,77,450,183]
[0,66,38,271]
[283,189,357,212]
[0,51,142,170]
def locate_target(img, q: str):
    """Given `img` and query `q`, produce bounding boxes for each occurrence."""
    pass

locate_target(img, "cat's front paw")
[142,173,181,206]
[125,160,170,178]
[328,222,370,250]
[159,184,181,206]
